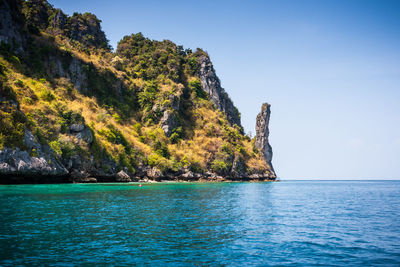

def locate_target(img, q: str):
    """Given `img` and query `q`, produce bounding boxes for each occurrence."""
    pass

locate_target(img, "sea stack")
[255,103,275,175]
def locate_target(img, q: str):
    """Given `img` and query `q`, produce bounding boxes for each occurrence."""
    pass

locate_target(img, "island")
[0,0,276,183]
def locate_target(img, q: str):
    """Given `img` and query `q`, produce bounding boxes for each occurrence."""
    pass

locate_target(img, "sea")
[0,180,399,266]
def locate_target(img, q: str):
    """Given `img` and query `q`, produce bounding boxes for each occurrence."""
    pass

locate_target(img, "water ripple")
[0,181,399,266]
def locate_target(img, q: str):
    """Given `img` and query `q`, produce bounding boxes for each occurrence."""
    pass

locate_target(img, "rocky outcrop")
[0,131,68,179]
[197,55,242,130]
[116,170,131,182]
[69,124,93,144]
[160,111,178,137]
[230,154,246,179]
[0,128,128,184]
[67,12,109,49]
[0,148,66,176]
[0,0,24,52]
[158,94,180,137]
[146,167,162,180]
[255,103,275,175]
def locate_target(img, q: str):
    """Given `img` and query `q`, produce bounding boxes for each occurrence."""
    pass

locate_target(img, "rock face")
[230,154,246,179]
[68,57,88,93]
[116,170,131,182]
[160,111,178,137]
[255,103,275,175]
[159,94,180,137]
[0,0,24,52]
[69,124,93,144]
[0,131,68,179]
[197,55,242,130]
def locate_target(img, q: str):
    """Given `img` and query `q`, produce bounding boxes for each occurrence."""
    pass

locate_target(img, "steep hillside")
[0,0,276,183]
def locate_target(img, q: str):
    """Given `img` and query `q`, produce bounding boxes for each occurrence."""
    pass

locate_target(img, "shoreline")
[0,175,277,185]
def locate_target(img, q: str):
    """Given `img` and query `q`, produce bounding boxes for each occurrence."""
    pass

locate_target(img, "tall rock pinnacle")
[255,103,275,175]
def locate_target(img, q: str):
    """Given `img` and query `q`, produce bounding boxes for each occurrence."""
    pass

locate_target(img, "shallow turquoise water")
[0,181,399,266]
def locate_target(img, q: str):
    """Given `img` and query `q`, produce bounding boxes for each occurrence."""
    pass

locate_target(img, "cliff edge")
[197,54,242,130]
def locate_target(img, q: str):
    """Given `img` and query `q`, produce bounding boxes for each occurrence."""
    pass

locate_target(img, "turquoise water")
[0,181,399,266]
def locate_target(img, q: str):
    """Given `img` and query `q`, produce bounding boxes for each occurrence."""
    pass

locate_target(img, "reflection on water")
[0,181,399,266]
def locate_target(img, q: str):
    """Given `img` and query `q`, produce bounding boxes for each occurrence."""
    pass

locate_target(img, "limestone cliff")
[197,55,242,130]
[255,103,276,176]
[0,0,276,183]
[0,130,68,183]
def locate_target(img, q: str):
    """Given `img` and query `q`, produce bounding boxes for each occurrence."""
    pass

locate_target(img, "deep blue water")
[0,181,399,266]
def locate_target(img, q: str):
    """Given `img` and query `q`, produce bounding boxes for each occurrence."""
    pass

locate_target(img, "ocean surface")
[0,181,399,266]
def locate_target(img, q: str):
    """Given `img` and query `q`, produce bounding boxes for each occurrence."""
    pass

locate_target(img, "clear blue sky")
[50,0,400,179]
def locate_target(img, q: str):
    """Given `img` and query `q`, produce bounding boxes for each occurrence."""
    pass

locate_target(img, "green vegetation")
[116,33,206,83]
[0,101,27,150]
[211,160,228,174]
[0,0,271,178]
[188,79,207,99]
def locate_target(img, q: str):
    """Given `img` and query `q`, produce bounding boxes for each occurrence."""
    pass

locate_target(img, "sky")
[50,0,400,179]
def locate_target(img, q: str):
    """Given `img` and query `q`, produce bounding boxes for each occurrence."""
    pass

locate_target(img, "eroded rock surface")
[69,124,93,144]
[0,0,24,52]
[255,103,275,176]
[0,131,68,178]
[197,55,242,130]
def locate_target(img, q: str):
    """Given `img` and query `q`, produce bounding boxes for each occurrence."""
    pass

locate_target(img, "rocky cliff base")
[0,130,275,184]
